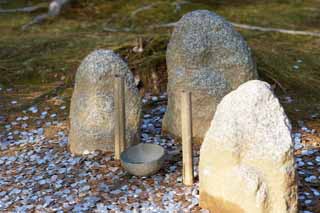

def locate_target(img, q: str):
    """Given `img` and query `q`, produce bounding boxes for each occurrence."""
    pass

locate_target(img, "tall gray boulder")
[69,50,141,155]
[199,80,297,213]
[163,10,257,142]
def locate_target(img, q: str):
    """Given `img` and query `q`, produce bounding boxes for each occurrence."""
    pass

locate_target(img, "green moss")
[238,30,320,120]
[0,0,319,122]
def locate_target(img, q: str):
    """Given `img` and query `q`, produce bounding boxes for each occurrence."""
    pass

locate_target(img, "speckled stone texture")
[199,80,297,213]
[162,10,257,142]
[69,50,141,155]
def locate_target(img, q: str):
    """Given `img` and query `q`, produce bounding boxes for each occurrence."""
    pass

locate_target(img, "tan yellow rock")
[199,80,297,213]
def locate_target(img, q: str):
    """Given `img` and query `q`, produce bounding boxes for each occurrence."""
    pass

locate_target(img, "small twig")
[266,75,287,93]
[0,4,48,13]
[149,22,178,29]
[0,64,8,71]
[22,13,50,31]
[103,27,134,33]
[131,3,160,17]
[150,21,320,38]
[21,0,71,31]
[231,22,320,37]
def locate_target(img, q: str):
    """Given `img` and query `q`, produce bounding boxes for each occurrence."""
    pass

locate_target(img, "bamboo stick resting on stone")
[69,50,141,155]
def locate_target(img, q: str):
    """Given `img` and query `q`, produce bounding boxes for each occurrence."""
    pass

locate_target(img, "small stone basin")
[120,143,165,177]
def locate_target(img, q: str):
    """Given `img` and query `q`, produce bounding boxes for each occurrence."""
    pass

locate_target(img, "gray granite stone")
[163,10,257,142]
[69,50,141,154]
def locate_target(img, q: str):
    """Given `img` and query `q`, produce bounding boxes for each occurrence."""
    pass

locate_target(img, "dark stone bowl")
[120,143,166,177]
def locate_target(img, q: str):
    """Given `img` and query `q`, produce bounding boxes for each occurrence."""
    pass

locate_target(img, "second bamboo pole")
[114,75,126,160]
[181,90,194,186]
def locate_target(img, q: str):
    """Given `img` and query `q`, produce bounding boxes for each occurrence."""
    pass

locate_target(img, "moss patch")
[0,0,319,122]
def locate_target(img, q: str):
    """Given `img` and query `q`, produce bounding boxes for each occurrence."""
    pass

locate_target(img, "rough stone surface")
[163,10,257,142]
[199,80,297,213]
[69,50,141,154]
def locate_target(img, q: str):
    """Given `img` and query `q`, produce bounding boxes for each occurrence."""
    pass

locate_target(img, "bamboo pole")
[181,91,194,186]
[114,75,126,160]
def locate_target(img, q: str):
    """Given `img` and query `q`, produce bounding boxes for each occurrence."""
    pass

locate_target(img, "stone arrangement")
[163,10,257,142]
[69,50,141,155]
[0,89,319,211]
[0,12,316,210]
[199,80,297,213]
[65,11,300,212]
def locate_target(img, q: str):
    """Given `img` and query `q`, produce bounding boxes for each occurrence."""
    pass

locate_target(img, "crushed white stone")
[0,93,202,212]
